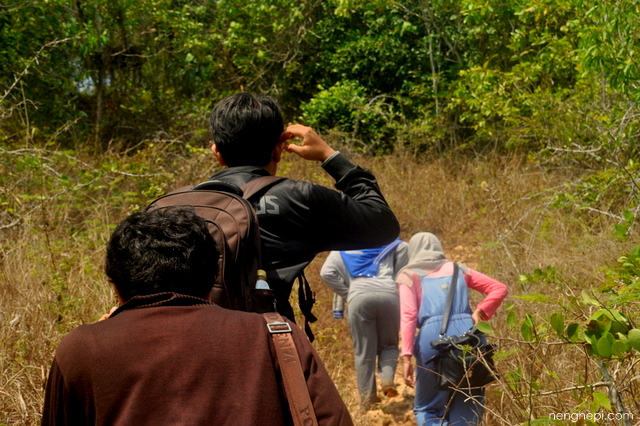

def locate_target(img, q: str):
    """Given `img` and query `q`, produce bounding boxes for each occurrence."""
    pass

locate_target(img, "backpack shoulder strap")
[262,312,318,426]
[297,272,317,342]
[439,263,459,337]
[246,176,319,342]
[241,175,286,200]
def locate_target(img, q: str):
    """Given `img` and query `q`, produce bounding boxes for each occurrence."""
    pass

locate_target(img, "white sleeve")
[393,241,409,277]
[319,251,350,298]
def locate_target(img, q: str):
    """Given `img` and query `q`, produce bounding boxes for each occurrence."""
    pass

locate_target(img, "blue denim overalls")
[413,270,484,426]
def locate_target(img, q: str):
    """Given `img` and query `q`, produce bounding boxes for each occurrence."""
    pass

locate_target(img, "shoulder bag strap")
[297,271,317,343]
[262,312,319,426]
[241,175,286,200]
[439,263,459,338]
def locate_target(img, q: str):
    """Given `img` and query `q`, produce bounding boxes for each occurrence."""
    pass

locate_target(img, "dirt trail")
[362,371,417,425]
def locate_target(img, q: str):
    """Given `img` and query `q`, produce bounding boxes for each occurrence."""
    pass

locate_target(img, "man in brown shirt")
[41,207,353,425]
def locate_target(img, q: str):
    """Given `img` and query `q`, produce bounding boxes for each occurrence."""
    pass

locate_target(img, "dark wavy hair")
[209,92,284,167]
[105,207,218,301]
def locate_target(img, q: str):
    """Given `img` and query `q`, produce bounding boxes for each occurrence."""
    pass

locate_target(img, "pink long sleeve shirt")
[397,261,509,356]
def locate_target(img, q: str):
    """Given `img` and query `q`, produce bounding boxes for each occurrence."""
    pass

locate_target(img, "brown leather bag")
[146,176,284,312]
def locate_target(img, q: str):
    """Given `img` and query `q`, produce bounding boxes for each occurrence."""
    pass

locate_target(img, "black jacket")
[209,153,400,321]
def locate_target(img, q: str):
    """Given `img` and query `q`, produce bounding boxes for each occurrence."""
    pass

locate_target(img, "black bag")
[430,326,497,389]
[429,264,498,390]
[146,176,284,313]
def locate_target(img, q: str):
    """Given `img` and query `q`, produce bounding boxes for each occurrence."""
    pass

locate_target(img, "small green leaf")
[550,312,564,336]
[476,321,493,334]
[516,292,549,302]
[521,314,536,342]
[589,309,629,327]
[595,315,612,334]
[611,340,628,357]
[521,322,533,342]
[591,391,612,411]
[544,369,559,380]
[581,290,601,306]
[628,328,640,352]
[596,333,614,358]
[506,310,517,328]
[566,323,580,342]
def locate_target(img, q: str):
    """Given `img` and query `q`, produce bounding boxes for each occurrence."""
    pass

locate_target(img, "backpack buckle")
[267,321,292,334]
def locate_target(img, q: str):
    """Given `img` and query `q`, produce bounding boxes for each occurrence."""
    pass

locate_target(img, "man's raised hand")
[280,124,336,162]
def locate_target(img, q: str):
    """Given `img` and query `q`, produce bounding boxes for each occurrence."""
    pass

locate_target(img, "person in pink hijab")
[397,232,508,425]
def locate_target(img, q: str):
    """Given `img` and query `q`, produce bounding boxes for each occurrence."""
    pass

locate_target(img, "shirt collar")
[110,292,213,318]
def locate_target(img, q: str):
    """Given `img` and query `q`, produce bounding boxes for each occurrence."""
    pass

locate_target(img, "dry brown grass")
[1,146,638,425]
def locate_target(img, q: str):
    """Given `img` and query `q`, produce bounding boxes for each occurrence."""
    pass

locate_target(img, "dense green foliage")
[7,0,636,233]
[1,0,638,157]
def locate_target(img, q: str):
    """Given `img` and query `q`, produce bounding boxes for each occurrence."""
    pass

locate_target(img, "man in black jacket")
[208,93,400,323]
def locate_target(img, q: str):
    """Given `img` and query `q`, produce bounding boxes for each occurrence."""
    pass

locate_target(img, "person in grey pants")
[320,238,408,410]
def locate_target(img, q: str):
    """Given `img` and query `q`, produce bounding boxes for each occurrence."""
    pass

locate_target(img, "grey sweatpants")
[347,291,400,406]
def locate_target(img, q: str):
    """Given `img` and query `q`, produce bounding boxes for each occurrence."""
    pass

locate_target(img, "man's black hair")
[105,207,218,301]
[209,92,284,167]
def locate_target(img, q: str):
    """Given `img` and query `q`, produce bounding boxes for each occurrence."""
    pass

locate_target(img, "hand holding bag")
[429,264,498,390]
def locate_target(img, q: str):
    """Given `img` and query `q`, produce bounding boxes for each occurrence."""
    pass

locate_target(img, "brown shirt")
[42,293,353,425]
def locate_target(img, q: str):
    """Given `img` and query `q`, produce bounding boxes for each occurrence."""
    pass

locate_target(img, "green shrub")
[300,81,398,154]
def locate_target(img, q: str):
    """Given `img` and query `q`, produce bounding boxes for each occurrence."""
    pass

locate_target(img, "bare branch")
[522,381,612,398]
[1,37,79,104]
